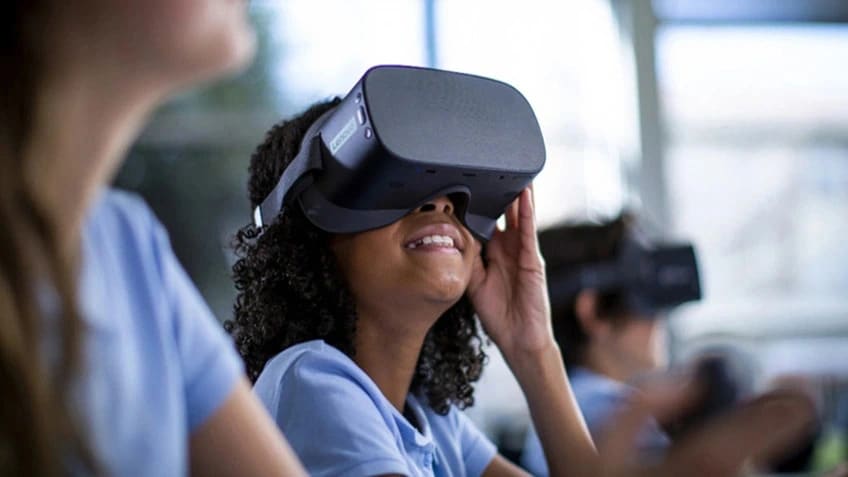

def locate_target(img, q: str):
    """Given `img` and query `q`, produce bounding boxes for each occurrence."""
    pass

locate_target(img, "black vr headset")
[253,65,546,240]
[547,237,702,315]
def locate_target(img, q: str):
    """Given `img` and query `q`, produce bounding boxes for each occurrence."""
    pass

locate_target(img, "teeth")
[405,235,456,249]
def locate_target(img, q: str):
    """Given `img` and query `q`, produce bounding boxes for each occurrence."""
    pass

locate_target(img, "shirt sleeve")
[148,209,243,432]
[581,392,623,437]
[521,424,549,477]
[453,407,498,476]
[264,349,410,477]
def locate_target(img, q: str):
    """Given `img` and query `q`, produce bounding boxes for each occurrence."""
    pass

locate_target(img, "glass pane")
[658,25,848,404]
[273,0,425,110]
[659,25,848,131]
[437,0,633,225]
[659,25,848,309]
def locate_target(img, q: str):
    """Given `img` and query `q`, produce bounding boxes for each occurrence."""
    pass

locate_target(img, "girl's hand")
[467,187,554,360]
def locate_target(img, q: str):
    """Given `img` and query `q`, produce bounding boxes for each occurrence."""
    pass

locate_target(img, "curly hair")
[225,98,487,415]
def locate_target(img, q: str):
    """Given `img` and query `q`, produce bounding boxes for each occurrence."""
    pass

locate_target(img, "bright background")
[117,0,848,471]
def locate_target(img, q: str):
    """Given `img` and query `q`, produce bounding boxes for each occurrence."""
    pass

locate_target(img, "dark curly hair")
[225,98,487,415]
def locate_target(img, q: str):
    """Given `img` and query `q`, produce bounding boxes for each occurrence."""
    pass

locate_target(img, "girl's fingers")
[515,187,544,268]
[518,188,537,247]
[506,194,520,230]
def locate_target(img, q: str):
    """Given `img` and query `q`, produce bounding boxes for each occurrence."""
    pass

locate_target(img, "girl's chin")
[419,285,468,307]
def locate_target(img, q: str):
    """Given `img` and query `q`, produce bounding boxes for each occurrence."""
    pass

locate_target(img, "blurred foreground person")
[0,2,304,475]
[522,213,701,475]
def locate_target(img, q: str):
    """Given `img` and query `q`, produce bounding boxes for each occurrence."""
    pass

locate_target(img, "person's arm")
[189,378,307,476]
[468,188,597,477]
[499,342,596,477]
[482,455,532,477]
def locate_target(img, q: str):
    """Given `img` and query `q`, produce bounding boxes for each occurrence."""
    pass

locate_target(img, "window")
[657,22,848,469]
[658,25,848,349]
[437,0,632,224]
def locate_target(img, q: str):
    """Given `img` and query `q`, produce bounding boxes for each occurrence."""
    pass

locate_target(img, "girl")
[1,1,304,475]
[227,99,813,477]
[227,99,595,476]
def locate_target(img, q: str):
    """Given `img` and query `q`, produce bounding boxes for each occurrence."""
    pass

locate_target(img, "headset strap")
[253,109,334,227]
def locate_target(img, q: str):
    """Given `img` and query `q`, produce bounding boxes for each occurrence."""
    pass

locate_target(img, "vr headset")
[547,237,702,315]
[253,65,546,240]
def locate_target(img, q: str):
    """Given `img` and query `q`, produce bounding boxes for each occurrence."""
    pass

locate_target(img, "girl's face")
[331,196,481,314]
[51,0,255,90]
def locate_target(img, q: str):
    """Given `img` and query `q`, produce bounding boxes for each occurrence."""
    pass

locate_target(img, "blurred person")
[226,100,813,477]
[522,213,701,476]
[0,2,305,475]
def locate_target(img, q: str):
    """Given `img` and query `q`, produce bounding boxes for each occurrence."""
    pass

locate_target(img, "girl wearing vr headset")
[227,100,814,477]
[227,98,596,477]
[0,1,304,475]
[522,214,676,476]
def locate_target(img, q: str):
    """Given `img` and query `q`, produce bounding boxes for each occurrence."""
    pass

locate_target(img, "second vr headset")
[253,65,546,240]
[547,237,703,315]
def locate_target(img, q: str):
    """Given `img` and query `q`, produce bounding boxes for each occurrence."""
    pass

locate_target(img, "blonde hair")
[0,3,96,474]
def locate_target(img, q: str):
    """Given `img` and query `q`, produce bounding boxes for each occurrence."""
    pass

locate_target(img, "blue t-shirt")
[520,367,669,476]
[72,189,243,476]
[254,340,497,477]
